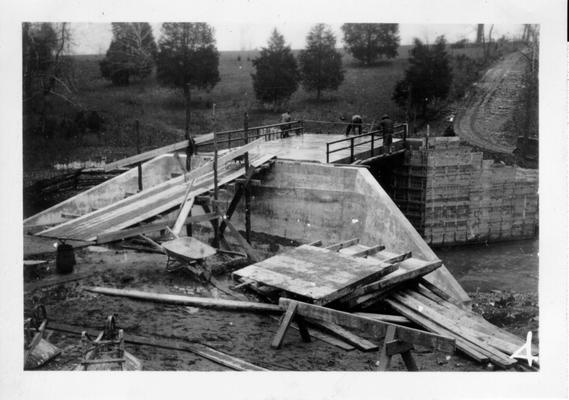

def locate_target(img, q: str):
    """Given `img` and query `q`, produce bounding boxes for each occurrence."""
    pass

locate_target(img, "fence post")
[350,137,355,163]
[326,143,329,163]
[244,112,249,145]
[135,120,143,192]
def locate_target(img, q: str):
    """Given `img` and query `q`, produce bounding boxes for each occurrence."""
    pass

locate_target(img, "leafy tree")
[22,22,75,138]
[341,23,399,65]
[99,23,157,86]
[251,29,299,108]
[392,36,452,119]
[298,24,344,100]
[156,22,220,96]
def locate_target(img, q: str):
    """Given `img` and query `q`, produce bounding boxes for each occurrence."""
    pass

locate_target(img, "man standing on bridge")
[344,114,363,136]
[380,114,394,153]
[280,111,292,138]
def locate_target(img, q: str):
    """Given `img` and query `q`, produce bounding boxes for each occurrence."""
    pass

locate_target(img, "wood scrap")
[48,322,267,371]
[325,238,359,251]
[84,286,282,314]
[278,298,455,353]
[304,318,378,351]
[354,312,412,325]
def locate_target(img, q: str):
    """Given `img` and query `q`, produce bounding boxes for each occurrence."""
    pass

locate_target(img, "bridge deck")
[258,133,402,163]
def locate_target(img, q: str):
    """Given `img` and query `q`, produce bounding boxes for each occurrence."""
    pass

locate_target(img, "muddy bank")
[24,235,537,372]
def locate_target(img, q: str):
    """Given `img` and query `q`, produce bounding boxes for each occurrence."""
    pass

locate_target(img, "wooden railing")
[196,121,304,152]
[326,123,408,163]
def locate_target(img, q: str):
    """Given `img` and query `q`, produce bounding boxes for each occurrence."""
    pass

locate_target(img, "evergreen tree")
[156,22,220,96]
[100,23,157,86]
[298,24,344,100]
[392,36,452,119]
[341,23,399,65]
[251,29,299,108]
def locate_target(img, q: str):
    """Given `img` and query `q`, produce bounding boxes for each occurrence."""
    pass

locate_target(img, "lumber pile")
[231,239,538,369]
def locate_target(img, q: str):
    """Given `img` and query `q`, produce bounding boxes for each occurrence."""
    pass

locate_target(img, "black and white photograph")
[1,0,567,399]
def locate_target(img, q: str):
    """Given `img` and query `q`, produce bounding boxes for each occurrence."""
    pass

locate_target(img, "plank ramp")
[233,244,398,305]
[37,152,275,241]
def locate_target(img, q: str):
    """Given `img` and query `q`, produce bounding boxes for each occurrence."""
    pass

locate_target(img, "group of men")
[344,113,394,153]
[278,111,395,153]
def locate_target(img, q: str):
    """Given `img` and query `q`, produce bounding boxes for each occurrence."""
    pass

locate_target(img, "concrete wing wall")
[231,160,470,304]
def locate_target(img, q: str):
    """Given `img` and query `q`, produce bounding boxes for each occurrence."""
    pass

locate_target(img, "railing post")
[228,131,232,149]
[350,137,355,163]
[326,143,329,163]
[244,112,249,145]
[135,120,143,192]
[371,130,374,155]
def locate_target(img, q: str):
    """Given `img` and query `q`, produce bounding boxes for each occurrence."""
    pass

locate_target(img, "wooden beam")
[349,245,385,258]
[278,298,455,353]
[95,213,221,244]
[24,272,93,293]
[354,312,412,325]
[84,286,281,314]
[337,260,443,309]
[218,167,257,237]
[385,297,496,365]
[271,301,298,349]
[305,318,378,351]
[48,322,267,371]
[382,252,413,264]
[306,240,323,247]
[172,185,196,236]
[223,219,262,262]
[325,238,359,251]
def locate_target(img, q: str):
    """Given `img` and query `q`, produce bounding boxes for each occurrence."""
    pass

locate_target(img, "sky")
[69,22,525,54]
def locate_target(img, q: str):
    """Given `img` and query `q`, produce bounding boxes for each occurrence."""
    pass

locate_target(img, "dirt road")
[454,51,527,154]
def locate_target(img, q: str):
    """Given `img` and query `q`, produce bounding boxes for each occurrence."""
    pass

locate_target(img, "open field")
[23,44,503,179]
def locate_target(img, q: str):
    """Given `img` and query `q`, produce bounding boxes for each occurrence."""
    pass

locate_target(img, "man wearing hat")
[380,114,394,153]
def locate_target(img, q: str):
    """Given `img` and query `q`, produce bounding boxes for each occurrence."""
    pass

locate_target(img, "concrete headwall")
[229,160,470,303]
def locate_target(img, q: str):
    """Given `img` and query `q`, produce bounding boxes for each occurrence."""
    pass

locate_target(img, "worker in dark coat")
[280,111,292,138]
[345,114,363,136]
[380,114,394,153]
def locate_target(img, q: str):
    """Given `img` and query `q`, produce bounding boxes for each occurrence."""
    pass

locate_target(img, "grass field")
[23,43,505,177]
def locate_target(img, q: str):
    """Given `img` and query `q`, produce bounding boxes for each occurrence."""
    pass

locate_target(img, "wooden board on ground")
[233,245,398,305]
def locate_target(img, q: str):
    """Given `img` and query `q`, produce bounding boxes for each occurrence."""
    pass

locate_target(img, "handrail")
[325,123,408,163]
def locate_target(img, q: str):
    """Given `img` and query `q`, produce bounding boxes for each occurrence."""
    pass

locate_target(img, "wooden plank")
[103,133,220,171]
[271,302,298,349]
[306,240,322,247]
[391,291,517,368]
[269,316,355,351]
[172,179,196,235]
[24,272,93,293]
[234,245,398,305]
[48,322,267,371]
[337,260,443,309]
[349,245,385,258]
[96,213,221,244]
[39,153,275,241]
[382,252,413,264]
[354,312,412,325]
[411,287,535,357]
[279,298,455,353]
[218,167,257,236]
[305,318,378,351]
[385,298,490,363]
[325,238,359,251]
[224,219,262,262]
[84,286,282,313]
[377,325,397,371]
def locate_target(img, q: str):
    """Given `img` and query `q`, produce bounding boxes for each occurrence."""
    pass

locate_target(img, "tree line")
[98,22,401,109]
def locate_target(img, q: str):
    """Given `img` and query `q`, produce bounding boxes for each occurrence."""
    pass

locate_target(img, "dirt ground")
[23,234,538,372]
[454,51,527,154]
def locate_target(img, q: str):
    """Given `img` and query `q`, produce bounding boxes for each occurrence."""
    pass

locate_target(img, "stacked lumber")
[385,285,538,368]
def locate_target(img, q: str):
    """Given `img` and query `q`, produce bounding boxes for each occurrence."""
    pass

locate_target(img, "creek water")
[435,239,539,294]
